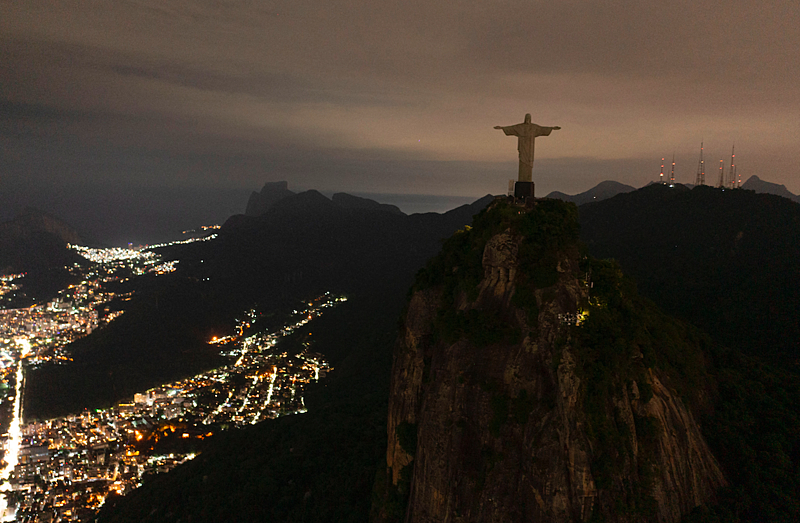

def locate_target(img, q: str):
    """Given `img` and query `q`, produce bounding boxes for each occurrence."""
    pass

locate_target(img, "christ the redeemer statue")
[494,114,560,182]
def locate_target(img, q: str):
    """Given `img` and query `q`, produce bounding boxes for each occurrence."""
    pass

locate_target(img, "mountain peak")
[1,208,83,245]
[741,175,799,202]
[546,180,636,206]
[375,199,725,522]
[245,181,295,216]
[267,189,336,216]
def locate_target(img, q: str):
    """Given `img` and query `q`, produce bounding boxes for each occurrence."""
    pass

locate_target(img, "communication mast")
[695,141,705,186]
[669,153,676,186]
[717,159,725,188]
[728,145,736,188]
[659,157,665,184]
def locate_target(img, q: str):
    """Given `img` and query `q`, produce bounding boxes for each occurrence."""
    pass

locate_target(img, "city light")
[0,228,343,520]
[0,289,342,520]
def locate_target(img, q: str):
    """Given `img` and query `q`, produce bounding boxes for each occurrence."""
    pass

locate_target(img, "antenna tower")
[728,145,736,188]
[659,158,665,184]
[669,153,676,186]
[717,159,725,188]
[695,141,705,186]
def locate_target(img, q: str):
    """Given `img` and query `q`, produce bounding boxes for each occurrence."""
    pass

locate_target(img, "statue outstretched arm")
[494,125,519,137]
[537,126,561,136]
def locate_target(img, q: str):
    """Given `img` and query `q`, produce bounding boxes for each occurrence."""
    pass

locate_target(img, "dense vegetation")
[25,193,490,419]
[580,184,800,363]
[25,272,253,419]
[574,257,714,518]
[415,198,579,294]
[688,347,800,522]
[96,193,491,522]
[580,185,800,522]
[89,187,800,521]
[401,191,800,521]
[415,198,579,348]
[99,286,402,523]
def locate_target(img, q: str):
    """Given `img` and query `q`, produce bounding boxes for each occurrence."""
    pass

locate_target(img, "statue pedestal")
[514,181,534,200]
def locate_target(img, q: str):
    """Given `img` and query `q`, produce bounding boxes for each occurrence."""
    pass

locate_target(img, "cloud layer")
[2,0,798,197]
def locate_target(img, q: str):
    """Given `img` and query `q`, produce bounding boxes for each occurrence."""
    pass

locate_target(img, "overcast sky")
[2,0,799,203]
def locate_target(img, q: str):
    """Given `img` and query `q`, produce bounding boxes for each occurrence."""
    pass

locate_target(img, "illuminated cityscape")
[0,237,342,521]
[0,276,25,301]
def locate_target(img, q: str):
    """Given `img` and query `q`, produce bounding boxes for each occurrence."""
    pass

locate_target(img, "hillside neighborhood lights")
[0,234,346,520]
[0,362,23,521]
[0,282,341,520]
[0,294,340,520]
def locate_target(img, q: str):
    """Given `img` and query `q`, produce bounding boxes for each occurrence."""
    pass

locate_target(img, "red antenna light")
[669,153,676,186]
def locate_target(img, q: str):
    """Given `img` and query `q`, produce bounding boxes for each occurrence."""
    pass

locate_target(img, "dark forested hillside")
[580,184,800,362]
[375,199,725,523]
[84,193,494,521]
[92,186,800,522]
[579,184,800,521]
[98,288,403,523]
[25,192,493,419]
[0,209,85,304]
[546,180,635,205]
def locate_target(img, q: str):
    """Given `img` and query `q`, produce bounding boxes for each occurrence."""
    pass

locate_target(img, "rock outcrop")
[741,174,800,203]
[374,198,725,522]
[244,181,295,216]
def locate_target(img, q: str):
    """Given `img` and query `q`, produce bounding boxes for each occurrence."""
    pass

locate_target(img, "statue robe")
[497,123,555,182]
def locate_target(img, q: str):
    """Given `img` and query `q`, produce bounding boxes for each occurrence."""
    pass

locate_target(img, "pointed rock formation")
[741,175,800,203]
[374,199,725,522]
[245,181,295,216]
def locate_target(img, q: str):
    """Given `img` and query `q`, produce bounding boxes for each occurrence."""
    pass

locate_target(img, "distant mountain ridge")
[0,208,84,304]
[221,190,497,298]
[741,175,800,203]
[331,192,404,215]
[0,208,84,274]
[546,180,636,205]
[245,181,296,216]
[30,190,496,420]
[0,208,83,246]
[246,182,407,217]
[547,176,800,206]
[579,183,800,361]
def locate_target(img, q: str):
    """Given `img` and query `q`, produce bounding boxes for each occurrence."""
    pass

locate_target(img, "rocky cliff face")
[374,199,725,522]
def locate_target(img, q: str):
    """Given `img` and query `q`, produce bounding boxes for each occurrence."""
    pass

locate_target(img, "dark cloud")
[1,0,798,221]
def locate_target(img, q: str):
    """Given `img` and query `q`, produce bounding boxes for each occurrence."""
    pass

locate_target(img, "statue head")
[524,113,531,124]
